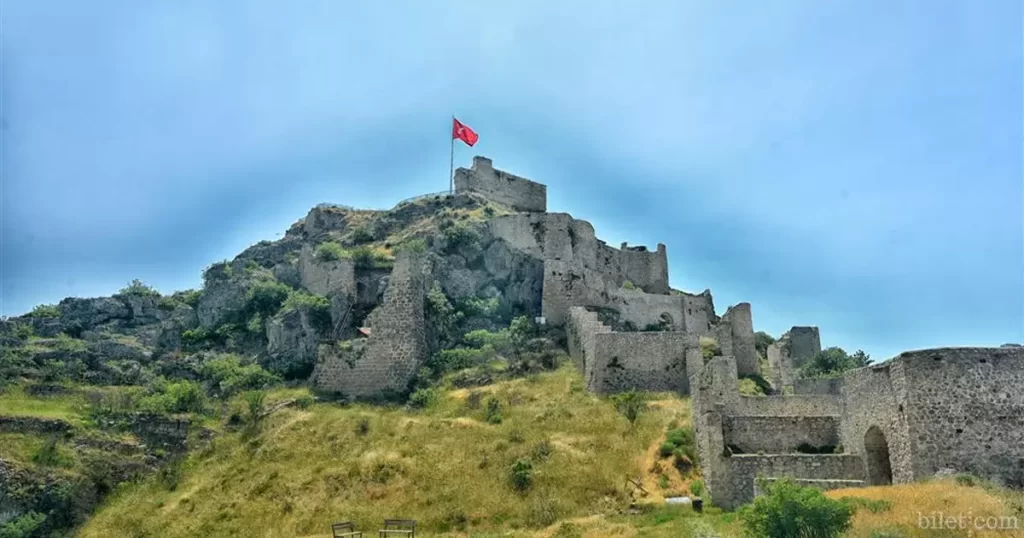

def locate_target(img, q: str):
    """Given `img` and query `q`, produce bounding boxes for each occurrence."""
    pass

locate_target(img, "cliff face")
[2,191,543,391]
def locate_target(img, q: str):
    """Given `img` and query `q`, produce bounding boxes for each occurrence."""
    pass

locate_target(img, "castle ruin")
[308,156,1024,505]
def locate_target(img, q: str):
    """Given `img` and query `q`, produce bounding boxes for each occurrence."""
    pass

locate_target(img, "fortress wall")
[733,394,843,417]
[793,377,844,395]
[767,326,822,390]
[595,242,670,294]
[542,260,685,328]
[298,244,356,298]
[314,252,429,398]
[724,454,865,509]
[587,331,696,394]
[723,416,840,454]
[566,307,612,388]
[720,303,758,376]
[897,347,1024,487]
[453,156,547,212]
[681,291,715,335]
[839,362,914,484]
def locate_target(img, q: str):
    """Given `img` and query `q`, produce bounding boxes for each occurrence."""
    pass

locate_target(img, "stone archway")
[864,426,893,485]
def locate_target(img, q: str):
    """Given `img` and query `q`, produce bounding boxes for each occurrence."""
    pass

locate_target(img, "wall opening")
[864,426,893,485]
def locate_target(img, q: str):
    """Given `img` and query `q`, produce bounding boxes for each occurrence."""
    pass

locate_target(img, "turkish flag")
[452,118,479,147]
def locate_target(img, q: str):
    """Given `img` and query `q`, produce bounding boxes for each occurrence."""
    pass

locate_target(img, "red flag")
[452,118,479,147]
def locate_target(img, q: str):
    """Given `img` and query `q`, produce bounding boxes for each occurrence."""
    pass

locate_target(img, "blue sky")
[3,1,1022,360]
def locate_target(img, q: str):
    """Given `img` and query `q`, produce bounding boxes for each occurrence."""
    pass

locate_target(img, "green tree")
[800,347,872,379]
[754,331,776,357]
[739,478,853,538]
[611,390,646,426]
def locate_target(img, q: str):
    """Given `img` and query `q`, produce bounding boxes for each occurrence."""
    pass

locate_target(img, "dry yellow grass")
[79,365,688,538]
[828,479,1024,537]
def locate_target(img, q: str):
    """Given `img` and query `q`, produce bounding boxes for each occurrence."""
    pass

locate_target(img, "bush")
[281,291,332,334]
[408,388,439,409]
[349,226,375,244]
[0,511,45,538]
[462,329,511,353]
[12,323,34,340]
[246,280,291,318]
[315,241,346,262]
[622,280,638,290]
[658,442,676,458]
[699,336,720,360]
[140,380,206,414]
[611,390,646,426]
[244,390,266,424]
[509,459,534,493]
[443,222,481,251]
[296,394,314,409]
[426,346,495,377]
[118,279,161,297]
[355,417,371,436]
[199,355,280,397]
[740,478,854,538]
[394,237,427,254]
[754,331,776,357]
[174,289,202,308]
[485,397,503,424]
[689,479,704,498]
[28,304,60,318]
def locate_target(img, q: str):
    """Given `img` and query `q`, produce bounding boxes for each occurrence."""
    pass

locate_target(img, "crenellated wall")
[454,156,547,212]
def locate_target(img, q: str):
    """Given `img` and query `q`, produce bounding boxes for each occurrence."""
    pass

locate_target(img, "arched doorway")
[864,426,893,485]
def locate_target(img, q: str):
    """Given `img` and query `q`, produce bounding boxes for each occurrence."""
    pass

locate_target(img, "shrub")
[244,390,266,424]
[199,355,280,397]
[426,346,495,376]
[611,390,646,426]
[32,437,75,467]
[689,479,705,498]
[296,394,314,409]
[740,478,853,538]
[699,336,720,360]
[508,458,534,493]
[246,280,291,318]
[118,279,161,297]
[754,331,776,357]
[485,397,503,424]
[159,457,185,491]
[622,280,638,290]
[739,374,772,396]
[659,442,676,458]
[141,380,206,414]
[532,439,553,462]
[408,388,438,409]
[281,291,332,334]
[355,417,371,436]
[174,289,202,308]
[158,296,179,311]
[28,304,60,318]
[394,237,427,254]
[462,329,511,353]
[0,511,45,538]
[443,221,481,251]
[349,226,375,244]
[12,323,34,340]
[315,241,347,262]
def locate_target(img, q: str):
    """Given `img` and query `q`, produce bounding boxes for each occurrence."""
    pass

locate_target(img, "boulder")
[264,308,321,378]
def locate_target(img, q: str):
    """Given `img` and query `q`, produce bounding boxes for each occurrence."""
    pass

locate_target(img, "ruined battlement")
[454,156,547,212]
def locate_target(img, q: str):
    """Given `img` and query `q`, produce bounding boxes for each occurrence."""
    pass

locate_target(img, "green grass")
[80,364,687,538]
[0,384,86,423]
[0,432,48,464]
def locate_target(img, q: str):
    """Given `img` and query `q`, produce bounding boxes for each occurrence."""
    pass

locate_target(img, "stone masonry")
[691,346,1024,509]
[454,156,547,213]
[766,326,821,391]
[313,251,429,398]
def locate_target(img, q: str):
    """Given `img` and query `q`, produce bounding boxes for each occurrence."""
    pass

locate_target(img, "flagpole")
[449,115,455,194]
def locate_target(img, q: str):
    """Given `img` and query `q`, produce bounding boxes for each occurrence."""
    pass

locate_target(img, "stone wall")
[724,416,840,454]
[725,454,865,509]
[298,244,357,298]
[313,252,429,398]
[566,307,696,394]
[681,290,715,335]
[838,361,913,485]
[715,303,758,376]
[767,326,822,390]
[898,347,1024,487]
[542,259,685,328]
[454,156,547,212]
[793,377,844,395]
[733,394,843,417]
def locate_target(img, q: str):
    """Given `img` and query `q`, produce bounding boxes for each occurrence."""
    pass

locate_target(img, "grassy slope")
[76,364,1022,538]
[80,365,707,537]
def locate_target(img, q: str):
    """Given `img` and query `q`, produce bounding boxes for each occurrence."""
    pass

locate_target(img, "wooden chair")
[378,519,416,538]
[332,521,363,538]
